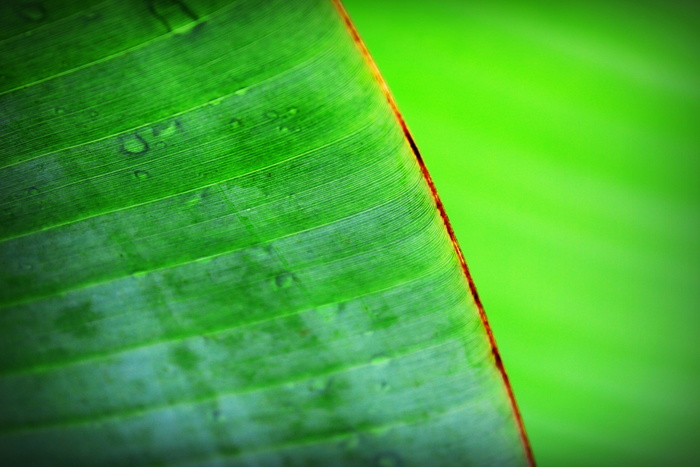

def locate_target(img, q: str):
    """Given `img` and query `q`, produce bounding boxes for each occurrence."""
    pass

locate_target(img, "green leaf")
[0,0,531,464]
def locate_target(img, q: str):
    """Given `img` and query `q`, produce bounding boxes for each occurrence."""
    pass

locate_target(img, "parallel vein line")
[0,0,244,98]
[176,395,475,465]
[0,0,111,46]
[5,132,395,279]
[0,3,320,171]
[0,112,374,245]
[0,192,439,375]
[1,94,382,210]
[0,332,461,435]
[0,170,407,311]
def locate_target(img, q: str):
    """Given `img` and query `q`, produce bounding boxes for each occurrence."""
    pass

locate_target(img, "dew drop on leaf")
[265,111,278,120]
[277,126,289,134]
[88,110,98,119]
[134,170,150,180]
[274,272,295,288]
[53,107,65,116]
[18,3,46,22]
[152,120,180,138]
[122,134,149,155]
[287,107,298,116]
[26,187,39,196]
[229,118,242,129]
[155,141,167,149]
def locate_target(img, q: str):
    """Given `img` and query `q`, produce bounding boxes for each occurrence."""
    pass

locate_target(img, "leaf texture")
[0,0,530,465]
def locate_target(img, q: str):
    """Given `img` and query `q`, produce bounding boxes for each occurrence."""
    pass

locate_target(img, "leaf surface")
[0,0,530,464]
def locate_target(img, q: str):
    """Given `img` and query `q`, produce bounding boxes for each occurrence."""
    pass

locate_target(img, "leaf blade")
[0,0,530,464]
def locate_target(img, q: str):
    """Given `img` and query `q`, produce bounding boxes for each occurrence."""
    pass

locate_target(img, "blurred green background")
[343,1,700,465]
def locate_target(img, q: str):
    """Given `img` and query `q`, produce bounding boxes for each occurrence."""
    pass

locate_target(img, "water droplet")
[229,118,242,129]
[379,381,390,392]
[155,141,167,149]
[152,120,180,138]
[374,452,403,467]
[134,170,150,180]
[287,107,298,116]
[234,88,248,96]
[88,110,98,119]
[18,3,46,22]
[274,272,295,288]
[54,107,65,116]
[121,134,149,155]
[265,111,278,120]
[211,409,223,421]
[277,126,289,134]
[26,186,39,196]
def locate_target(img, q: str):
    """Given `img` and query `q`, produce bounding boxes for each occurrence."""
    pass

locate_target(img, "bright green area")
[0,0,528,465]
[343,1,700,465]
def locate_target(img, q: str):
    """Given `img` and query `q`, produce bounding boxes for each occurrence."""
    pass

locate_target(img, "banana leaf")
[0,0,532,464]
